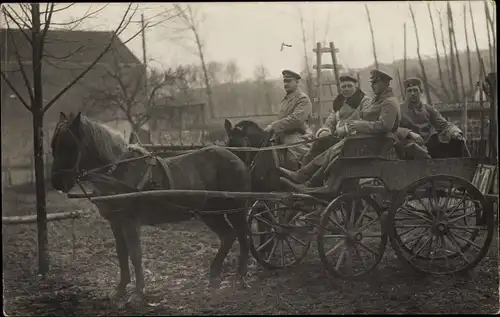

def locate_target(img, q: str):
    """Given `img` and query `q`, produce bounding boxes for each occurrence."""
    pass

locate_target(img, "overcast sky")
[6,1,497,80]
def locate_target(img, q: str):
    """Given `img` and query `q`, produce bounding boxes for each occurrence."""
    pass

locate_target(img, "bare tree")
[173,4,215,119]
[0,3,151,275]
[253,63,272,114]
[206,61,224,85]
[436,4,453,94]
[364,4,379,68]
[463,3,474,97]
[446,2,459,102]
[427,3,451,101]
[224,59,241,84]
[468,1,487,80]
[83,52,172,135]
[448,2,466,102]
[409,3,433,105]
[297,6,314,100]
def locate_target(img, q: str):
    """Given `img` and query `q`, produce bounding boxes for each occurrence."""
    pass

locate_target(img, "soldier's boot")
[279,161,320,184]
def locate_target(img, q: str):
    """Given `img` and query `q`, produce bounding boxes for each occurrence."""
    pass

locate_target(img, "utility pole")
[141,13,148,93]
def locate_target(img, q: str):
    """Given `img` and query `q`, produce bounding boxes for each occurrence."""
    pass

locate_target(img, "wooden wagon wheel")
[317,193,388,280]
[247,200,316,269]
[388,175,494,275]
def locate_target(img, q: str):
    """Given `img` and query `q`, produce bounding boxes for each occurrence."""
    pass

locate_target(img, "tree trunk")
[437,9,452,95]
[365,4,379,68]
[403,23,407,80]
[195,32,214,121]
[463,4,474,98]
[31,3,49,275]
[427,3,450,101]
[447,2,459,102]
[409,4,433,105]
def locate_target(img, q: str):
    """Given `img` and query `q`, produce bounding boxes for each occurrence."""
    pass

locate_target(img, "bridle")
[52,124,155,195]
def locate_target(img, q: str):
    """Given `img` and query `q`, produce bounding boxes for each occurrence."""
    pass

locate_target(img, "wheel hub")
[432,221,448,236]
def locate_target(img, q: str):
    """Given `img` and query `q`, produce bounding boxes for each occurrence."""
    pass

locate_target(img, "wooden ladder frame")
[312,41,342,126]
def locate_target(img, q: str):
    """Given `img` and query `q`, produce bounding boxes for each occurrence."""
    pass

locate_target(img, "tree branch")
[3,13,34,104]
[42,3,141,113]
[0,71,32,111]
[2,6,32,44]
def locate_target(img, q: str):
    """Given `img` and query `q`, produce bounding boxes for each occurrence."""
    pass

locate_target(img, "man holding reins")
[264,70,313,170]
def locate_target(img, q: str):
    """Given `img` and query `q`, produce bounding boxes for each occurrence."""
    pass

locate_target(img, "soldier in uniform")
[281,69,401,187]
[264,69,313,170]
[396,77,464,158]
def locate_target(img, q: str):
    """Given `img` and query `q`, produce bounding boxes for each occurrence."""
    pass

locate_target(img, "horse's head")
[224,119,280,191]
[51,112,127,193]
[224,119,270,148]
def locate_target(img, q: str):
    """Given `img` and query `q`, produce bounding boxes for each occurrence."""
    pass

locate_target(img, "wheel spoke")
[284,238,298,261]
[254,215,276,228]
[356,240,378,256]
[266,240,278,263]
[358,217,380,232]
[399,205,433,223]
[448,231,481,250]
[256,234,275,252]
[442,180,455,210]
[445,194,468,220]
[448,209,479,224]
[349,199,357,229]
[289,234,307,247]
[428,235,439,270]
[354,203,370,228]
[439,236,451,269]
[335,246,347,271]
[323,234,346,239]
[252,230,273,236]
[411,234,433,259]
[394,224,432,229]
[328,214,349,234]
[353,243,369,271]
[445,233,471,265]
[396,226,421,237]
[325,240,345,257]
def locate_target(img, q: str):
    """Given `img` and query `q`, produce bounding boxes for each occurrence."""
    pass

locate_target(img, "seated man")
[302,74,371,165]
[264,69,313,170]
[396,78,465,159]
[281,69,401,188]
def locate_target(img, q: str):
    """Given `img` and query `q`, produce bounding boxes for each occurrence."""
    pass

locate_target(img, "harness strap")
[156,156,174,189]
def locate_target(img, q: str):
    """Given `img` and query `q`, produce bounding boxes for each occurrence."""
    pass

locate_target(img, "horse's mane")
[78,115,129,163]
[235,120,264,134]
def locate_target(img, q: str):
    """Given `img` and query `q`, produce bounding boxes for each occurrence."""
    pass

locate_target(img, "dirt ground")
[2,185,499,316]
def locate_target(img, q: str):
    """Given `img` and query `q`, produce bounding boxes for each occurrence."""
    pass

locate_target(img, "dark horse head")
[51,112,129,193]
[224,119,281,191]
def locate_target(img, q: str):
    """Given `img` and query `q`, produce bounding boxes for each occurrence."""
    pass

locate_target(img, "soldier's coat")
[396,102,462,143]
[310,87,401,171]
[270,89,313,169]
[323,95,371,132]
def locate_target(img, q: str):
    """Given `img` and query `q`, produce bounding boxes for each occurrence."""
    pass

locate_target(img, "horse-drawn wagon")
[54,92,496,301]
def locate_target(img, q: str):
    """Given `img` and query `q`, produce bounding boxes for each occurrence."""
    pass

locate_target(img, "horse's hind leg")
[227,211,250,289]
[122,218,145,303]
[202,215,235,288]
[109,220,131,299]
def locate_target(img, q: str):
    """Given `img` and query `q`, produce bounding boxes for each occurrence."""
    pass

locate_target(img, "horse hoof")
[208,278,222,289]
[109,287,127,300]
[127,292,145,307]
[238,278,250,289]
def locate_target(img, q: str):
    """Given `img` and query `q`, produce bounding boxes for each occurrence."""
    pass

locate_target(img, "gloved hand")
[409,132,425,145]
[451,131,463,140]
[264,125,273,133]
[315,128,331,138]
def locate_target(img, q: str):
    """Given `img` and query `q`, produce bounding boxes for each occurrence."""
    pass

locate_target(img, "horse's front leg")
[109,220,131,299]
[122,218,145,304]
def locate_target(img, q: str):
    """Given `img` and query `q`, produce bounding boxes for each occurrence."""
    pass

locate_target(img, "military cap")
[339,74,357,83]
[369,69,393,82]
[282,69,301,80]
[404,77,422,89]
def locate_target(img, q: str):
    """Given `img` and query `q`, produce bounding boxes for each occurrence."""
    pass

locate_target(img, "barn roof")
[0,28,141,65]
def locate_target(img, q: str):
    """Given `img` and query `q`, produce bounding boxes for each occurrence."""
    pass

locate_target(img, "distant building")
[1,28,142,168]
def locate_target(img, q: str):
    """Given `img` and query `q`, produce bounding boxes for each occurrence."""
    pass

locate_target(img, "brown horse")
[51,112,251,304]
